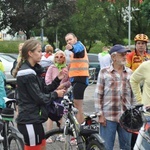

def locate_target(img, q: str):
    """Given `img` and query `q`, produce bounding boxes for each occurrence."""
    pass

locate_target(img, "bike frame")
[134,121,150,150]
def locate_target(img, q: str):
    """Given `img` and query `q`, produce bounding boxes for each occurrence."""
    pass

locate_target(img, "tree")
[0,0,76,39]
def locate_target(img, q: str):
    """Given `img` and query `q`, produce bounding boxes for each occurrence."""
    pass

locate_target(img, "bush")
[0,41,24,53]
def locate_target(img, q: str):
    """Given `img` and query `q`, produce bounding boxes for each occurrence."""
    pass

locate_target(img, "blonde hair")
[18,43,24,51]
[54,50,66,64]
[12,39,41,77]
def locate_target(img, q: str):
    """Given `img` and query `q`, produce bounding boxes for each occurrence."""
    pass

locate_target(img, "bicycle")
[120,104,150,150]
[0,96,24,149]
[89,67,96,85]
[45,88,105,150]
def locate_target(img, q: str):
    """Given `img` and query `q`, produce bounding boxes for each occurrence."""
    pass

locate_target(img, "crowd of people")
[0,33,150,150]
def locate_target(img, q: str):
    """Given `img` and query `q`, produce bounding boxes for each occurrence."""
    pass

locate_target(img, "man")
[130,61,150,149]
[65,33,89,124]
[95,44,136,150]
[126,33,150,71]
[98,46,111,69]
[126,33,150,149]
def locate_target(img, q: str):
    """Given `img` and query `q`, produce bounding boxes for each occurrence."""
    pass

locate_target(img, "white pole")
[128,0,131,50]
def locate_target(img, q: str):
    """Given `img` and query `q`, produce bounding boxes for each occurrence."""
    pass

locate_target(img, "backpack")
[46,99,64,127]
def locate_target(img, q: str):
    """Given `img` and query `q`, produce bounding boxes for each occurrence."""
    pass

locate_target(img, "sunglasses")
[55,56,64,59]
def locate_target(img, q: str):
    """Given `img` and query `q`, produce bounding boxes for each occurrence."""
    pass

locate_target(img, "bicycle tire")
[45,128,76,150]
[86,140,105,150]
[8,133,24,150]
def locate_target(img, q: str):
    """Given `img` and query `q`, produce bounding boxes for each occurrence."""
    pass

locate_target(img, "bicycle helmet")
[134,34,149,42]
[119,107,143,132]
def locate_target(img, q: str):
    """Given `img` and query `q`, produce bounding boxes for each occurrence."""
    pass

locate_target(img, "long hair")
[12,39,41,77]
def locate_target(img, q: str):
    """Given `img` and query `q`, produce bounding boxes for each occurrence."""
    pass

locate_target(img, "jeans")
[141,116,150,149]
[100,120,131,150]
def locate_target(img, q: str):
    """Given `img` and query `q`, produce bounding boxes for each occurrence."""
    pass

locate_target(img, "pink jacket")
[45,65,71,89]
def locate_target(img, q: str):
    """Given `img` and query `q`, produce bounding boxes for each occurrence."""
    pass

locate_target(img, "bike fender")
[9,126,24,139]
[89,133,105,144]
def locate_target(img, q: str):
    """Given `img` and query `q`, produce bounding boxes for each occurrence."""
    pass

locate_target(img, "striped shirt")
[94,64,137,122]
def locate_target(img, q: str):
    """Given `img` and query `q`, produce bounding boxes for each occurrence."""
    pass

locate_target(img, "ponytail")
[12,58,23,78]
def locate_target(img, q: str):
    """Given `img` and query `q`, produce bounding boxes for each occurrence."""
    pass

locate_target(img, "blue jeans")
[100,120,131,150]
[141,116,150,149]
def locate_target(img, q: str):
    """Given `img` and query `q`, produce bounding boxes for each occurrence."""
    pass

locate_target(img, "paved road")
[45,84,119,150]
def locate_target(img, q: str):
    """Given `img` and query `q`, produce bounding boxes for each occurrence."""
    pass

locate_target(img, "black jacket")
[16,61,61,124]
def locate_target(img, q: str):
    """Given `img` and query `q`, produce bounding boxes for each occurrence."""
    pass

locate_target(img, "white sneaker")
[0,134,4,141]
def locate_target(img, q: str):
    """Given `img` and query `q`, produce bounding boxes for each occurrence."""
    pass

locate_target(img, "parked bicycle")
[89,67,96,85]
[45,88,105,150]
[120,104,150,150]
[0,86,24,150]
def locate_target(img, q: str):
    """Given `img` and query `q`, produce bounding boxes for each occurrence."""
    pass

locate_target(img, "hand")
[57,69,68,80]
[98,115,106,126]
[55,89,66,97]
[57,84,65,90]
[65,44,73,50]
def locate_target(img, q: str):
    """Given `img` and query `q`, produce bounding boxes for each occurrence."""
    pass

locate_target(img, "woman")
[13,39,67,150]
[45,50,71,143]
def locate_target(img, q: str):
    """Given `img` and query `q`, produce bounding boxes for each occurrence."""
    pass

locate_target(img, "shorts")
[17,123,45,146]
[72,82,87,99]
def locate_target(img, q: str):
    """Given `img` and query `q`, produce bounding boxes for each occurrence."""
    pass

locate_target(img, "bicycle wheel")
[45,128,76,150]
[86,140,105,150]
[8,133,24,150]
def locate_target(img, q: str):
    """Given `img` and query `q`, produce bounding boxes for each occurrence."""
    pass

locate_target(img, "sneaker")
[70,137,77,145]
[56,134,65,142]
[46,137,53,143]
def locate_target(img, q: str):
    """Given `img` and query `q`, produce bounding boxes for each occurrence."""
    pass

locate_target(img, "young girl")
[45,50,71,143]
[13,39,67,150]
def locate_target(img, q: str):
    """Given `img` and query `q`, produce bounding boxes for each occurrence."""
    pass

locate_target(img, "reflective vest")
[69,49,89,77]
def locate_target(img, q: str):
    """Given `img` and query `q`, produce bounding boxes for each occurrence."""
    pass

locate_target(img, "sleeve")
[94,70,104,115]
[130,63,145,104]
[25,75,60,105]
[61,67,71,88]
[45,66,53,85]
[126,53,132,69]
[98,53,101,62]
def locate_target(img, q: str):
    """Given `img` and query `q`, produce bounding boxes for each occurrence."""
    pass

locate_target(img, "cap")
[109,44,131,55]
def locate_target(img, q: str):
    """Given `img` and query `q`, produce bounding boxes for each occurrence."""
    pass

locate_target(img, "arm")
[130,63,145,104]
[45,66,53,85]
[94,71,104,116]
[94,71,106,126]
[126,52,132,69]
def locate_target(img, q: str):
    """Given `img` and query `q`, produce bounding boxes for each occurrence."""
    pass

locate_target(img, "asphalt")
[45,84,119,150]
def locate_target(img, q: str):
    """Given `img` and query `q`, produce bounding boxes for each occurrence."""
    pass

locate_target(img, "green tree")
[0,0,76,39]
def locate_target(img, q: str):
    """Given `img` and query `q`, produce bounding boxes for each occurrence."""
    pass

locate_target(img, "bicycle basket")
[1,108,14,121]
[119,107,143,132]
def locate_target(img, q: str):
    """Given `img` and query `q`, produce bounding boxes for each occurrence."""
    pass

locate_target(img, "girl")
[13,39,67,150]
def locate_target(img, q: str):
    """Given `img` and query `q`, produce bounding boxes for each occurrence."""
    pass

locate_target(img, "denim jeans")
[141,116,150,149]
[100,120,131,150]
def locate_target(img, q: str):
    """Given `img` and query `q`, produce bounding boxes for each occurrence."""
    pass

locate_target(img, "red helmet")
[134,34,149,42]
